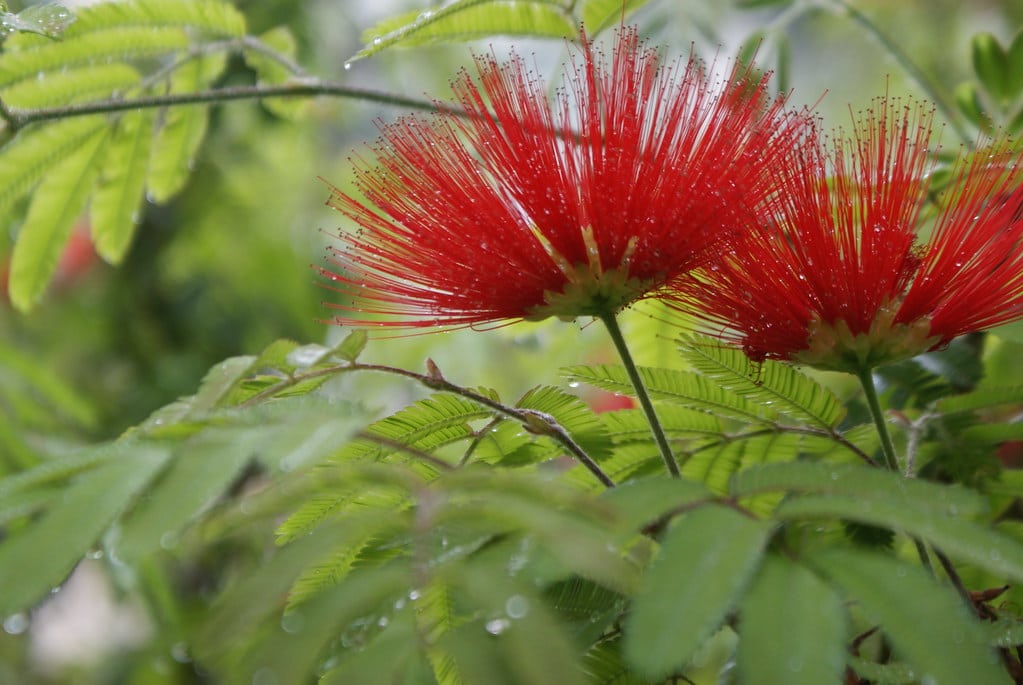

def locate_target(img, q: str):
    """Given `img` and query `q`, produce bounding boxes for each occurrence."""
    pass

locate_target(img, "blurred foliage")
[1,1,1023,684]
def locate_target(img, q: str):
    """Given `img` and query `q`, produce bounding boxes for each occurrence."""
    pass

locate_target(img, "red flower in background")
[320,27,810,329]
[670,97,1023,372]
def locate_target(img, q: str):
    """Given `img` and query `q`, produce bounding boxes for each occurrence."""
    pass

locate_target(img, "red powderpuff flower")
[319,27,811,329]
[670,97,1023,373]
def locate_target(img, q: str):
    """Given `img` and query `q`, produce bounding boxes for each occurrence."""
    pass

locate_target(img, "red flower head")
[319,27,809,329]
[670,97,1023,373]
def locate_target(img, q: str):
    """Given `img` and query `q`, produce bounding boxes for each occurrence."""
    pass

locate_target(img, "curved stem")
[831,0,972,145]
[855,367,899,471]
[597,312,681,478]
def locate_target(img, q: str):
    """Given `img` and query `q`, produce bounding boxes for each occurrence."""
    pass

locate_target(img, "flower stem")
[598,312,681,478]
[855,367,899,472]
[856,366,934,575]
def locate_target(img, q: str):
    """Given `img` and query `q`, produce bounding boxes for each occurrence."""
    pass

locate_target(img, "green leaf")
[0,443,171,614]
[562,364,772,423]
[972,32,1011,102]
[90,108,153,262]
[0,116,106,218]
[624,505,772,679]
[333,330,368,362]
[351,0,576,62]
[934,385,1023,415]
[64,0,246,38]
[0,4,75,39]
[146,53,225,202]
[319,608,436,685]
[0,62,140,109]
[243,26,307,119]
[737,555,847,685]
[241,561,411,685]
[810,547,1006,685]
[678,334,846,428]
[579,0,649,34]
[8,125,108,311]
[599,476,713,532]
[776,494,1023,584]
[730,461,989,518]
[0,26,190,88]
[113,428,260,562]
[1008,29,1023,93]
[954,81,991,130]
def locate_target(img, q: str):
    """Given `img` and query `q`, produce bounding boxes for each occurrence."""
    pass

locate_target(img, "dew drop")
[343,62,352,71]
[408,589,421,601]
[377,616,389,628]
[281,612,304,634]
[485,618,510,635]
[505,595,529,619]
[3,613,29,635]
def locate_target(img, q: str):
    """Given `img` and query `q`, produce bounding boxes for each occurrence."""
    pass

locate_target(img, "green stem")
[598,312,681,478]
[856,366,934,575]
[855,367,899,471]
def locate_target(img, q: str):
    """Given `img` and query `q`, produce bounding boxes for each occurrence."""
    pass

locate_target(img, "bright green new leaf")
[0,443,171,614]
[8,126,108,311]
[0,116,106,218]
[811,547,1007,685]
[737,556,847,685]
[579,0,649,34]
[0,26,190,88]
[90,108,153,262]
[244,26,308,119]
[146,53,225,202]
[624,505,772,679]
[351,0,576,62]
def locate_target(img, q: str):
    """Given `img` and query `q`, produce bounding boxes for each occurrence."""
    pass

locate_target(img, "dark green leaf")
[624,505,772,679]
[811,547,1006,685]
[737,555,847,685]
[776,493,1023,583]
[730,461,988,518]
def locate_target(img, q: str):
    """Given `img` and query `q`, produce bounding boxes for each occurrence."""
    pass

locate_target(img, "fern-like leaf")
[563,364,774,423]
[678,334,846,428]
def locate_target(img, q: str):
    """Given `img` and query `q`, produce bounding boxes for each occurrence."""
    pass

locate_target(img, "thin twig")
[240,360,615,488]
[1,80,463,131]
